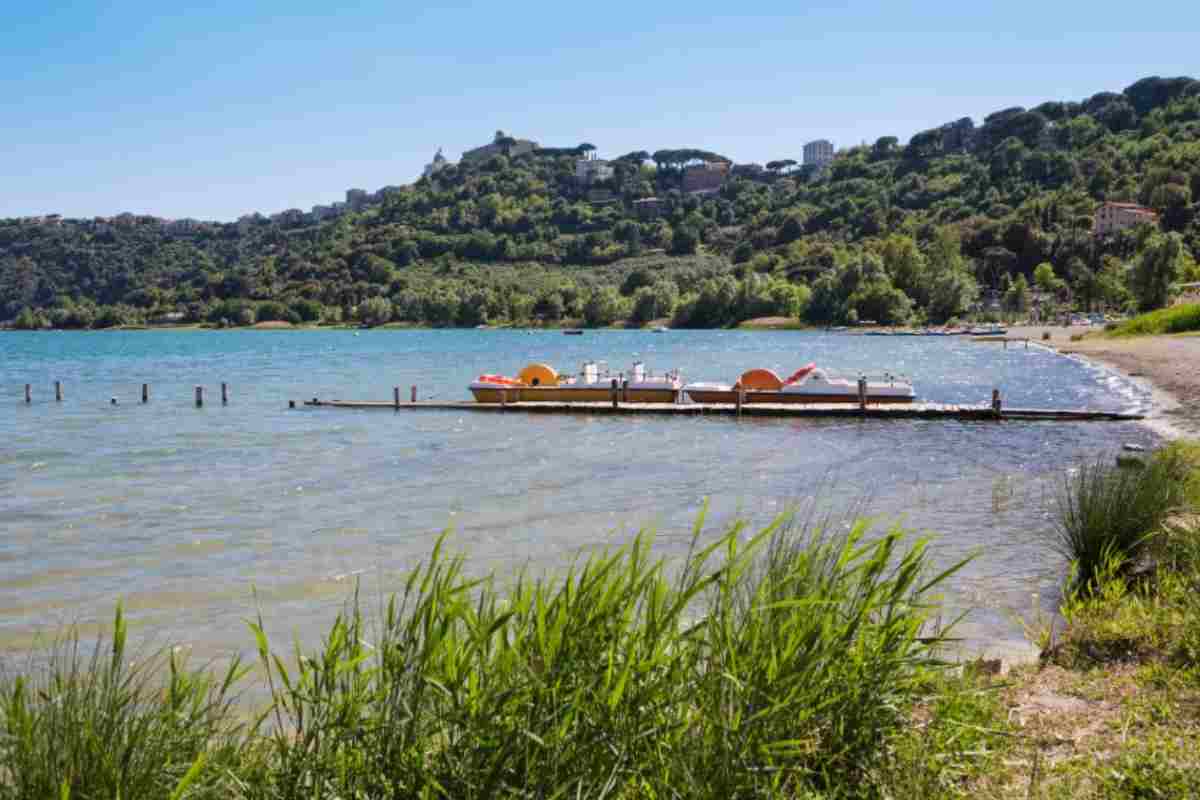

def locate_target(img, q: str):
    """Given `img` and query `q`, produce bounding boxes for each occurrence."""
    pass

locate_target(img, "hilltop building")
[682,161,730,194]
[633,198,664,219]
[575,153,614,185]
[345,189,369,210]
[803,139,835,168]
[422,148,449,178]
[461,131,539,163]
[1093,202,1158,236]
[165,218,201,234]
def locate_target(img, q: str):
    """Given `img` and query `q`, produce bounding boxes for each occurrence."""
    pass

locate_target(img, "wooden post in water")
[393,386,400,410]
[289,400,296,409]
[611,378,619,409]
[24,384,31,404]
[411,385,417,403]
[991,389,1002,418]
[735,386,744,418]
[142,383,149,403]
[194,386,204,408]
[500,388,508,408]
[221,382,229,405]
[857,377,867,412]
[1003,339,1008,350]
[621,377,629,404]
[55,381,63,402]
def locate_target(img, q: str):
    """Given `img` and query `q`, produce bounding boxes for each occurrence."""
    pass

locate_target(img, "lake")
[0,329,1158,661]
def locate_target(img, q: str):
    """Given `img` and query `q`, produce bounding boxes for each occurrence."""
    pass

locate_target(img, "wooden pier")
[298,398,1143,422]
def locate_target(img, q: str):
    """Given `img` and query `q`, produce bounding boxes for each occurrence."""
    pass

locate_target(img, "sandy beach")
[1005,325,1200,438]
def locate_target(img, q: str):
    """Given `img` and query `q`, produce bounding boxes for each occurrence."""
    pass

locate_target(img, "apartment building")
[803,139,835,168]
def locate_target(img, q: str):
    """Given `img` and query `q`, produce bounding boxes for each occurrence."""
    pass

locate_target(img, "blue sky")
[2,1,1196,221]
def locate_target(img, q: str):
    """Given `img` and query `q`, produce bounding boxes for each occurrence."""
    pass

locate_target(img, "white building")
[803,139,835,168]
[166,218,201,234]
[575,154,614,184]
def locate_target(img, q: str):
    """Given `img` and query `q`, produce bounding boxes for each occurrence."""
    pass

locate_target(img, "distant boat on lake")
[563,329,584,335]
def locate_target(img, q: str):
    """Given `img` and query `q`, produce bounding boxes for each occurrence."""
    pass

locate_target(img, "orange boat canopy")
[735,368,784,391]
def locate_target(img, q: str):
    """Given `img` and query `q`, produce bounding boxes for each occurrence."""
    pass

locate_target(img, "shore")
[1004,325,1200,438]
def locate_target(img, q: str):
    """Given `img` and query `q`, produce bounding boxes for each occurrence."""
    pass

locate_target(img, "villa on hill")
[1093,201,1159,235]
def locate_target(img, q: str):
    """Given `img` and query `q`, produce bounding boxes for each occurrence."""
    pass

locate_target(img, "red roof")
[1100,201,1156,213]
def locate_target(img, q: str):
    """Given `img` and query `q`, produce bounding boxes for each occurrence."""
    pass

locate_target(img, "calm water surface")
[0,329,1157,660]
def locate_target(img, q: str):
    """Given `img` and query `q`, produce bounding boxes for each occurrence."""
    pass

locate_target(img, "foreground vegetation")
[5,76,1200,331]
[1104,300,1200,336]
[2,444,1198,798]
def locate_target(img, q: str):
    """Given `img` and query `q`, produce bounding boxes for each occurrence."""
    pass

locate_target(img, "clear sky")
[2,1,1196,221]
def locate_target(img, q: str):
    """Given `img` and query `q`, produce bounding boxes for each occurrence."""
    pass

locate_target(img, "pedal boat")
[683,364,914,404]
[470,361,682,403]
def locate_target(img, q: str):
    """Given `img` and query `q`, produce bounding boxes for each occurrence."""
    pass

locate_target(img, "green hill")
[3,76,1200,330]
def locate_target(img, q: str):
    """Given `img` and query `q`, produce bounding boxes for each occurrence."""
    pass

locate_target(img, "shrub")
[1106,302,1200,336]
[1054,446,1196,594]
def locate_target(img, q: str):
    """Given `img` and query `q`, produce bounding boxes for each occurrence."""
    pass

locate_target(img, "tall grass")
[1106,302,1200,336]
[1,510,965,799]
[0,605,252,800]
[1054,446,1198,594]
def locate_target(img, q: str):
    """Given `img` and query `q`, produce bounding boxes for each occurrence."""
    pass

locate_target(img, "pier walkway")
[299,398,1143,422]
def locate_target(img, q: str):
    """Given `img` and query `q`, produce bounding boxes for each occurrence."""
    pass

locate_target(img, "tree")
[1033,262,1065,294]
[669,225,699,256]
[1131,232,1186,310]
[850,278,913,324]
[871,136,899,160]
[582,286,623,327]
[358,296,393,326]
[1003,273,1031,313]
[881,235,928,306]
[630,281,678,324]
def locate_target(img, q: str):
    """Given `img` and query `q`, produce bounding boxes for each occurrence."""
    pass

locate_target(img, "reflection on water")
[0,329,1158,660]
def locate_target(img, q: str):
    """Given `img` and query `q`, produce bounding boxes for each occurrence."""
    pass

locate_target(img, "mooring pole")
[142,383,150,403]
[611,378,619,409]
[411,385,417,403]
[221,382,229,405]
[393,386,400,410]
[858,377,867,412]
[194,386,204,408]
[24,384,31,404]
[992,388,1002,418]
[55,381,63,402]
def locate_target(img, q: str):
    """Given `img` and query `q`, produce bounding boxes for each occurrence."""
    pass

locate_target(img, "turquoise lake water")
[0,329,1158,660]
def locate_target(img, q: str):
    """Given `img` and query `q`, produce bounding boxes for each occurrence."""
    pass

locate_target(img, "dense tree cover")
[4,75,1200,330]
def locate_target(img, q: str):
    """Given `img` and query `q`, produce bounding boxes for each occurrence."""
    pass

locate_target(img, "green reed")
[0,605,252,800]
[1,508,965,799]
[1053,445,1197,595]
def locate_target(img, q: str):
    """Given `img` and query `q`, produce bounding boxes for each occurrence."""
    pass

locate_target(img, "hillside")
[3,75,1200,329]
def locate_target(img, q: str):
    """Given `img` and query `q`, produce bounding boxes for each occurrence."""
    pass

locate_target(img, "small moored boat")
[683,364,914,404]
[470,361,682,403]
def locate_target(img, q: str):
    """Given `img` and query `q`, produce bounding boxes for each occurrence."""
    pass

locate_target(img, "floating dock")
[298,399,1143,422]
